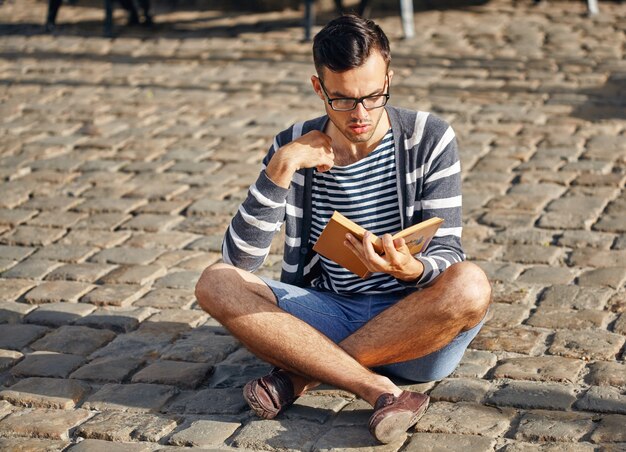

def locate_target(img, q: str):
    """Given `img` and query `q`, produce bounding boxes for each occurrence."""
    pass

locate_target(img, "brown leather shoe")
[243,370,297,419]
[368,391,430,444]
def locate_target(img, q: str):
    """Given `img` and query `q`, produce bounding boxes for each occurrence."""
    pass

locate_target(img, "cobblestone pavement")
[1,0,625,450]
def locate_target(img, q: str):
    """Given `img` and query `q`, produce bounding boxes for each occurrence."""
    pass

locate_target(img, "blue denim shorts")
[260,277,486,382]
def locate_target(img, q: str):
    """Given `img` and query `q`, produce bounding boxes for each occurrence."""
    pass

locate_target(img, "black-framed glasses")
[319,75,390,112]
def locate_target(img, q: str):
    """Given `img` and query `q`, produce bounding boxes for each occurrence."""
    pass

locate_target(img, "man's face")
[312,51,392,144]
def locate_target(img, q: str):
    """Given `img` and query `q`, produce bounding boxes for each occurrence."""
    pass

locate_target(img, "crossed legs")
[195,261,491,405]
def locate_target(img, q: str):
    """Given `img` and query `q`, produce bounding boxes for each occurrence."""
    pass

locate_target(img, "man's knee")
[443,261,492,324]
[195,262,236,318]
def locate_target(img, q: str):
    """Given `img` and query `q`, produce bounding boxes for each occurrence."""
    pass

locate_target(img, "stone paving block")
[207,363,273,390]
[490,282,540,306]
[165,388,247,415]
[479,210,538,228]
[66,438,156,451]
[499,441,596,452]
[124,232,199,250]
[585,361,626,387]
[45,262,117,283]
[575,386,626,415]
[471,326,545,354]
[167,419,241,448]
[451,349,497,378]
[152,250,202,268]
[0,226,66,247]
[70,356,145,383]
[76,410,178,443]
[527,307,610,330]
[32,244,96,263]
[0,208,38,227]
[0,377,90,409]
[161,328,239,364]
[1,259,62,280]
[474,261,525,283]
[485,381,577,410]
[590,414,626,443]
[487,303,530,328]
[146,309,207,328]
[74,197,148,214]
[0,349,23,372]
[81,284,148,307]
[90,247,164,266]
[313,424,407,451]
[569,249,626,268]
[549,329,625,360]
[516,266,576,285]
[0,245,36,261]
[31,325,116,355]
[59,229,131,248]
[74,307,156,333]
[74,213,132,231]
[28,211,86,229]
[127,183,189,201]
[0,300,37,323]
[134,288,195,309]
[514,410,595,442]
[84,383,178,413]
[121,214,185,233]
[23,281,94,304]
[557,230,617,249]
[131,360,212,389]
[88,325,181,361]
[284,394,351,424]
[403,432,497,452]
[99,264,167,285]
[153,270,201,290]
[22,195,83,212]
[538,285,613,310]
[134,200,191,215]
[577,267,626,289]
[414,401,515,437]
[0,324,49,350]
[24,302,96,327]
[230,418,326,451]
[501,244,563,265]
[0,408,92,440]
[429,377,491,403]
[11,352,85,378]
[0,438,70,451]
[492,356,585,384]
[594,214,626,233]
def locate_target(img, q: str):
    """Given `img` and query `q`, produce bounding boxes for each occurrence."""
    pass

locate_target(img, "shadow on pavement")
[571,73,626,121]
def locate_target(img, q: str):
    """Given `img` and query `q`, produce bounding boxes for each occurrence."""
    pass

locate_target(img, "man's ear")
[387,69,394,85]
[311,75,325,101]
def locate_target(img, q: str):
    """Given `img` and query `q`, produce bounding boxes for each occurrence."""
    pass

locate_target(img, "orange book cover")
[313,211,444,278]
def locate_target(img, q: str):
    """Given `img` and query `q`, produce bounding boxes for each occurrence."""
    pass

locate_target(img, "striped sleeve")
[222,141,288,272]
[413,125,464,288]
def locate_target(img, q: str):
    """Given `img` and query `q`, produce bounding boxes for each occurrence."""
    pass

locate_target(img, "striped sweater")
[222,106,465,289]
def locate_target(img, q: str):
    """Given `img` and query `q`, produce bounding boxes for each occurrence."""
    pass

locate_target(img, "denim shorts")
[260,277,486,382]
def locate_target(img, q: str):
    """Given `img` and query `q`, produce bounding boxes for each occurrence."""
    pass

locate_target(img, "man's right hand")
[265,131,335,188]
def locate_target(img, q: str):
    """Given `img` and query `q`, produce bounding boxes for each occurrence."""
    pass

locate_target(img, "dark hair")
[313,14,391,77]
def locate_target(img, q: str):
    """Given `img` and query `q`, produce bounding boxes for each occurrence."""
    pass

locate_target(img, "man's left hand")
[344,232,424,282]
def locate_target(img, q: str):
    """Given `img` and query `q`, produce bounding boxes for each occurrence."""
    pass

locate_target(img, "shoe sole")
[370,398,429,444]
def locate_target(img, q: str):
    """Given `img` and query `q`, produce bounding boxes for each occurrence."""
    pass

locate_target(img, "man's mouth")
[349,124,371,134]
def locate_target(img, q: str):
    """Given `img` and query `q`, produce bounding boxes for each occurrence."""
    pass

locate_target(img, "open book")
[313,211,444,279]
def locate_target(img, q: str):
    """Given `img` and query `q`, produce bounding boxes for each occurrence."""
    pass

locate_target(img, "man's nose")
[351,102,369,120]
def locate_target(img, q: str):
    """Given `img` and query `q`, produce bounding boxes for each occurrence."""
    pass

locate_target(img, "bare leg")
[277,261,491,395]
[195,264,401,406]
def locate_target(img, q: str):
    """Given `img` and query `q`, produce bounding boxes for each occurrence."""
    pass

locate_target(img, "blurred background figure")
[45,0,152,34]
